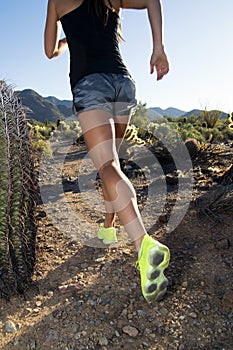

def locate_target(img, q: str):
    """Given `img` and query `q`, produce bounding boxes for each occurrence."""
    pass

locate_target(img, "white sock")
[138,248,141,257]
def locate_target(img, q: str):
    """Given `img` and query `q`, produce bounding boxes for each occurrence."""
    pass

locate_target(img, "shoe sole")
[97,234,117,245]
[102,238,117,244]
[144,244,170,303]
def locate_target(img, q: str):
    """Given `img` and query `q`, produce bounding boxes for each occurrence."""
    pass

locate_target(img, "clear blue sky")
[1,1,233,113]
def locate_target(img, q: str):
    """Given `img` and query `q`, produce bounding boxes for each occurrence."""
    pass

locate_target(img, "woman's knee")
[98,159,118,180]
[99,160,136,199]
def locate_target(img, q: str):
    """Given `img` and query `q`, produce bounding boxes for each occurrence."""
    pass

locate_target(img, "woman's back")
[59,0,128,88]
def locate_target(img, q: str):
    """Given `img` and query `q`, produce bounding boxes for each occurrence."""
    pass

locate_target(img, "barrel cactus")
[0,81,37,298]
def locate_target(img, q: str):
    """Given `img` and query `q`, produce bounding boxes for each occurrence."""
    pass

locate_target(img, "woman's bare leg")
[101,115,131,228]
[78,110,146,250]
[78,109,170,304]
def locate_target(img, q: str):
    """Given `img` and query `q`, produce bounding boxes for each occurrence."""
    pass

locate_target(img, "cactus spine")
[0,81,37,297]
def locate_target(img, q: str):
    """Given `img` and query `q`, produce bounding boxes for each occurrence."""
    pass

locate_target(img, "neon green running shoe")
[97,223,117,244]
[137,234,170,303]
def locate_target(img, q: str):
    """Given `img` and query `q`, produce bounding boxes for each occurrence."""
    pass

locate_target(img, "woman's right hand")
[150,48,169,81]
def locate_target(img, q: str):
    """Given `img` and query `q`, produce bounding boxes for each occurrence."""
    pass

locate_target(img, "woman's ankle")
[104,215,115,228]
[133,234,146,252]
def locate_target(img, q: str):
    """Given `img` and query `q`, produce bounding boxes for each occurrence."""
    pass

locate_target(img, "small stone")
[29,340,36,349]
[42,329,59,345]
[189,312,198,318]
[95,257,105,262]
[87,299,96,306]
[71,325,79,333]
[137,309,147,317]
[102,261,112,270]
[4,320,17,333]
[215,238,230,250]
[115,330,120,337]
[74,332,81,339]
[158,214,167,223]
[16,322,22,329]
[203,303,211,311]
[149,333,156,339]
[122,325,139,337]
[142,341,149,347]
[47,291,54,297]
[121,309,128,316]
[222,290,233,312]
[35,301,42,307]
[100,297,111,305]
[58,283,83,293]
[98,336,108,346]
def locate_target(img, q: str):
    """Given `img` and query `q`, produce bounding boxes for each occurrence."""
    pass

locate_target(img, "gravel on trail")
[0,143,232,350]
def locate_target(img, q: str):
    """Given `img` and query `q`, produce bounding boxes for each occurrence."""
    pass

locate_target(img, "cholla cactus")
[0,81,37,297]
[228,112,233,123]
[228,112,233,129]
[125,124,145,146]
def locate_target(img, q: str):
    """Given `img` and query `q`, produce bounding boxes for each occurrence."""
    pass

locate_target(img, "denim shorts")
[72,73,137,116]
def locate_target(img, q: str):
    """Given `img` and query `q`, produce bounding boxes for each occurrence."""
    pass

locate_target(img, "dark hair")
[87,0,124,41]
[87,0,111,25]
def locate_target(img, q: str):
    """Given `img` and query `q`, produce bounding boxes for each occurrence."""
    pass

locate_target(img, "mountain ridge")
[16,88,228,122]
[16,89,72,123]
[149,106,187,118]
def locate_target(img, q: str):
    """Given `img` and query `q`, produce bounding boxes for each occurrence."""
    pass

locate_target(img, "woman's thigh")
[78,109,118,171]
[113,115,131,152]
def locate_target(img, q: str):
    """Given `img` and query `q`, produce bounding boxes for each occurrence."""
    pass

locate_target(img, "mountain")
[45,96,73,109]
[149,107,228,120]
[182,109,228,120]
[16,88,229,123]
[149,107,187,119]
[16,89,72,123]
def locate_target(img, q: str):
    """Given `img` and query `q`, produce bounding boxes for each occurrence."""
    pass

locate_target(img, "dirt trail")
[0,143,232,350]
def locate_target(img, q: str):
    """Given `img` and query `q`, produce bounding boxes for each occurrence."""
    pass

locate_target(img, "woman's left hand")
[150,49,169,81]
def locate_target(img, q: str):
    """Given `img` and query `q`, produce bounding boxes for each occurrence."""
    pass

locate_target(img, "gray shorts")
[72,73,137,116]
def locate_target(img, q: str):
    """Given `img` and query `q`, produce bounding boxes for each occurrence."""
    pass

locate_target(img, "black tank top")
[60,0,129,88]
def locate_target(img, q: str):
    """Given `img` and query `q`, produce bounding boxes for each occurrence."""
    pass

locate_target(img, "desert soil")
[0,142,233,350]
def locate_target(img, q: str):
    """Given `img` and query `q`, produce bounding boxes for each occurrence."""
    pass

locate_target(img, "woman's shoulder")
[52,0,84,20]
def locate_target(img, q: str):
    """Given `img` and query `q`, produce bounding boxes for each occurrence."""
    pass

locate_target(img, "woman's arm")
[44,0,68,59]
[119,0,169,80]
[147,0,169,80]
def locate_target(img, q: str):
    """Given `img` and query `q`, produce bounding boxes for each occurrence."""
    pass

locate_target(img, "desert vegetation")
[0,81,37,298]
[0,83,232,350]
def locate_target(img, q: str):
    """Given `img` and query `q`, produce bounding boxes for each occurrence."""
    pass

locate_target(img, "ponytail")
[87,0,124,41]
[87,0,109,25]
